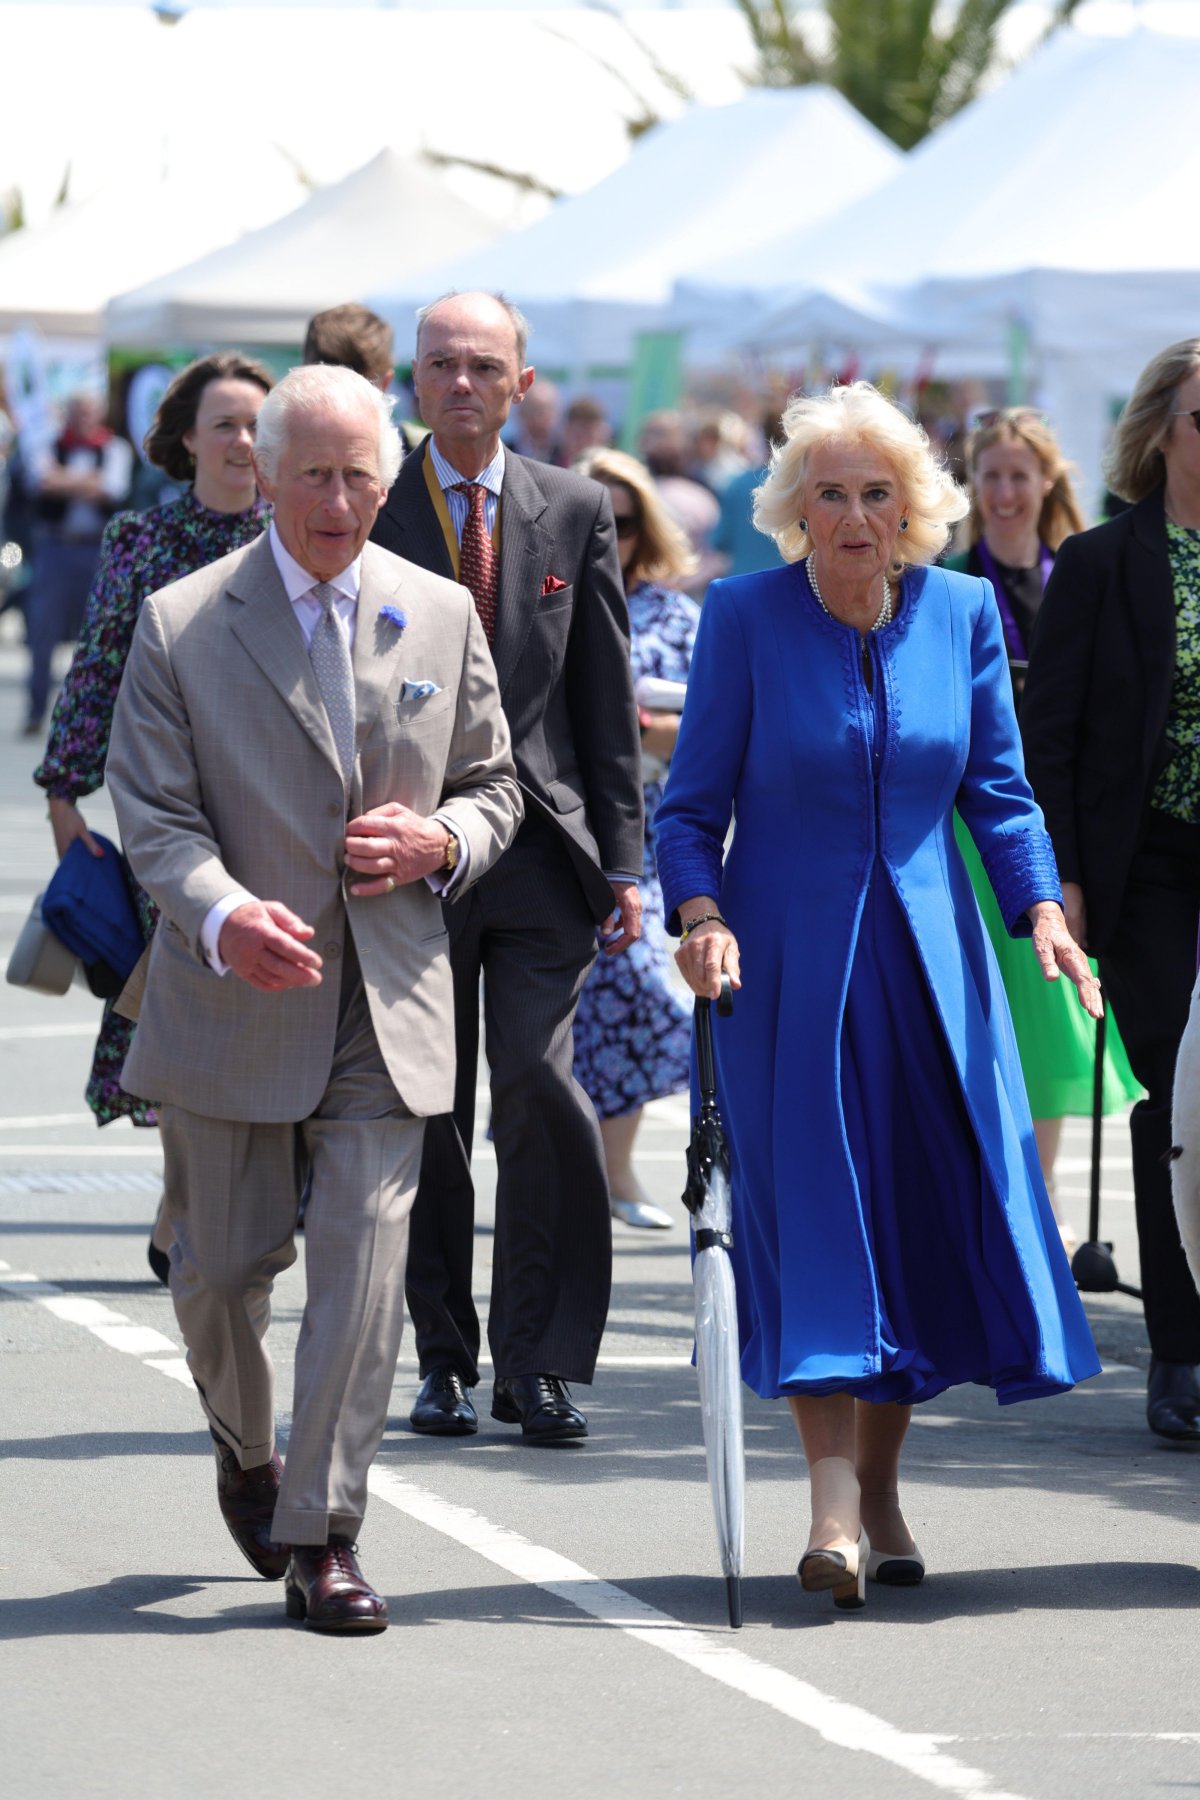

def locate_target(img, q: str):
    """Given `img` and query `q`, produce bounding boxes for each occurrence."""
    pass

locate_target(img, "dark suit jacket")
[371,441,643,921]
[1021,486,1175,955]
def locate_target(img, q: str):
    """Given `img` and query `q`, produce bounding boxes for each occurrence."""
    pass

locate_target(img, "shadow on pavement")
[0,1574,283,1639]
[380,1365,1200,1528]
[1,1430,208,1461]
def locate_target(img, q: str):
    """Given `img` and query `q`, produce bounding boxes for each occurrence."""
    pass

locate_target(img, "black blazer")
[371,441,644,921]
[1021,486,1175,955]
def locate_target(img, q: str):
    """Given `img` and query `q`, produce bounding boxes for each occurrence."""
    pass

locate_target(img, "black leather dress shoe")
[492,1374,588,1442]
[211,1429,290,1579]
[1147,1358,1200,1441]
[410,1368,478,1436]
[285,1537,388,1634]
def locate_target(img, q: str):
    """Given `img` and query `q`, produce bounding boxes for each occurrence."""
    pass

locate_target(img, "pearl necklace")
[806,552,893,631]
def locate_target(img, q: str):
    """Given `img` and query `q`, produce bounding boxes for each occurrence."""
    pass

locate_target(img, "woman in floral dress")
[34,353,273,1273]
[572,449,700,1229]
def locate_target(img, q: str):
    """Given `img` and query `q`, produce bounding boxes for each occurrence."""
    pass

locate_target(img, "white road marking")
[366,1465,1027,1799]
[0,1250,1029,1798]
[0,1112,98,1130]
[0,1145,162,1157]
[0,1022,99,1039]
[0,1169,161,1195]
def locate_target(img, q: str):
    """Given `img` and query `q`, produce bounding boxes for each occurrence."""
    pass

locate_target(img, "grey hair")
[253,363,402,488]
[414,290,532,369]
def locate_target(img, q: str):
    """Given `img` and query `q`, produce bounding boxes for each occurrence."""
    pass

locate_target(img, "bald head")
[412,290,536,478]
[415,291,530,369]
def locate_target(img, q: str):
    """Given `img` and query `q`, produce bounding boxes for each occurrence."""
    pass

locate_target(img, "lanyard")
[974,538,1053,661]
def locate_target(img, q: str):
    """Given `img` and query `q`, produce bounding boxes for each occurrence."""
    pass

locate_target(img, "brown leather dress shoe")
[211,1429,289,1580]
[285,1537,389,1634]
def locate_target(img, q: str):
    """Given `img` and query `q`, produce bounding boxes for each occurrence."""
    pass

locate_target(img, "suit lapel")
[353,543,410,746]
[226,536,342,778]
[380,443,456,580]
[494,451,552,692]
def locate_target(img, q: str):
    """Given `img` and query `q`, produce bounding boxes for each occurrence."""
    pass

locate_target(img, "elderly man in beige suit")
[106,364,521,1634]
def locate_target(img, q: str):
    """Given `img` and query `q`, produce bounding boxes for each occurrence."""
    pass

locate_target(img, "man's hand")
[218,900,323,991]
[345,802,451,897]
[600,880,642,956]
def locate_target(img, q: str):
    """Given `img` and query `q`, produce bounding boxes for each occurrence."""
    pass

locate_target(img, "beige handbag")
[5,893,79,996]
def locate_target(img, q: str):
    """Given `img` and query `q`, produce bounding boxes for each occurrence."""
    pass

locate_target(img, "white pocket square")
[401,679,443,700]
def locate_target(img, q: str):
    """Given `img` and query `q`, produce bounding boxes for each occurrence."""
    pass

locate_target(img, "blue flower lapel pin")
[379,603,407,632]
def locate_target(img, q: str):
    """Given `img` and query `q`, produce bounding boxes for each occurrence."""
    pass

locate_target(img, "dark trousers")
[405,816,613,1385]
[1098,809,1200,1364]
[26,531,101,725]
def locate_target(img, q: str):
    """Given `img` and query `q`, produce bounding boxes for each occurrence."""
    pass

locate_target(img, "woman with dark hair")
[34,352,272,1276]
[949,409,1141,1245]
[1023,338,1200,1441]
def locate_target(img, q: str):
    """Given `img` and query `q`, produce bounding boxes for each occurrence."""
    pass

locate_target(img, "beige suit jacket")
[106,532,521,1122]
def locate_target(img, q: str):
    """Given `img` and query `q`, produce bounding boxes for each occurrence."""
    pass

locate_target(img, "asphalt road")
[1,635,1197,1800]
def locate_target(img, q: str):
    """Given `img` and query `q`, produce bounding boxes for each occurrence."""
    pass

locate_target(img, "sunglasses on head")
[612,515,641,539]
[1172,409,1200,434]
[972,406,1049,430]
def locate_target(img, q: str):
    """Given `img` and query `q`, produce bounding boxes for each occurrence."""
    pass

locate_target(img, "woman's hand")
[639,708,681,762]
[675,899,742,1000]
[1028,899,1102,1019]
[1061,880,1088,951]
[48,794,104,861]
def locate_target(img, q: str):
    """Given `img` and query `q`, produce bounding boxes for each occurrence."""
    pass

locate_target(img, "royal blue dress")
[655,561,1101,1405]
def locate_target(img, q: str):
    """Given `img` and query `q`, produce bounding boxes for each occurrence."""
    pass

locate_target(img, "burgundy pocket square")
[541,575,568,597]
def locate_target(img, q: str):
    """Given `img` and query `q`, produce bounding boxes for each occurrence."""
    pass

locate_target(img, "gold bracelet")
[679,911,727,942]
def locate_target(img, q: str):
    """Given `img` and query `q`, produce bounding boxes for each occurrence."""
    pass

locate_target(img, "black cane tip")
[726,1574,743,1630]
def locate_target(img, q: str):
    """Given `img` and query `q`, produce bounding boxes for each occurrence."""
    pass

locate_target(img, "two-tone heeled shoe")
[866,1543,925,1586]
[798,1527,869,1611]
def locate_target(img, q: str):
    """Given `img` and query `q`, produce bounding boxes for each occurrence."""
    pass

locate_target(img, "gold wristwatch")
[442,829,460,874]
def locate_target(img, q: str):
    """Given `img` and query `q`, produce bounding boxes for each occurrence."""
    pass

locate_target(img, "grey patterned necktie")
[308,581,356,787]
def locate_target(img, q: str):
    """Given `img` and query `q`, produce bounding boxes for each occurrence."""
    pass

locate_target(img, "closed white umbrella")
[683,976,743,1630]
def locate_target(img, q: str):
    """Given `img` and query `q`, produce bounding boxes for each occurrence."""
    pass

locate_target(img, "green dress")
[948,544,1142,1120]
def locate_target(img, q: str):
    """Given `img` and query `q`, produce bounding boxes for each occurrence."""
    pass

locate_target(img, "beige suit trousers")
[159,931,424,1546]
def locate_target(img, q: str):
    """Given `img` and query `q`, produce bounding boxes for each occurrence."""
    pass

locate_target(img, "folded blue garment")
[42,834,143,983]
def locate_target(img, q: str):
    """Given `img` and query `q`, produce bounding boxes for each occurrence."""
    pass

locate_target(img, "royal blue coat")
[656,562,1100,1403]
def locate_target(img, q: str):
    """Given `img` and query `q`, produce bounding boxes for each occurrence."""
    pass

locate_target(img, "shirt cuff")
[424,818,469,897]
[603,871,641,884]
[200,889,258,974]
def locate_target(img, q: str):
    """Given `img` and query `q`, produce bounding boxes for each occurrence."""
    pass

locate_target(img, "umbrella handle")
[694,976,733,1099]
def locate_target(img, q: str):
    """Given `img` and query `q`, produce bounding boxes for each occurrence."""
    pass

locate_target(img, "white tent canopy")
[694,21,1200,503]
[0,152,308,339]
[368,88,900,376]
[105,150,500,349]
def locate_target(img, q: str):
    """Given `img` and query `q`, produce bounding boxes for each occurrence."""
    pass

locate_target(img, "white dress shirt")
[199,524,465,974]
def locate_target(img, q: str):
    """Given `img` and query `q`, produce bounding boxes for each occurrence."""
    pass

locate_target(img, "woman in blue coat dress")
[655,383,1102,1613]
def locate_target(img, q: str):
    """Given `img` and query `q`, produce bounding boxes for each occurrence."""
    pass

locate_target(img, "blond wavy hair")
[575,446,698,587]
[1105,338,1200,504]
[753,381,967,571]
[965,409,1086,551]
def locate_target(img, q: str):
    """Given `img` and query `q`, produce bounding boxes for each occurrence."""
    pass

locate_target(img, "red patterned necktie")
[453,482,498,646]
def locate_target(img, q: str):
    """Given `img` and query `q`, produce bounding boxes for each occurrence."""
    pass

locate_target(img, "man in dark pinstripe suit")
[371,291,644,1441]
